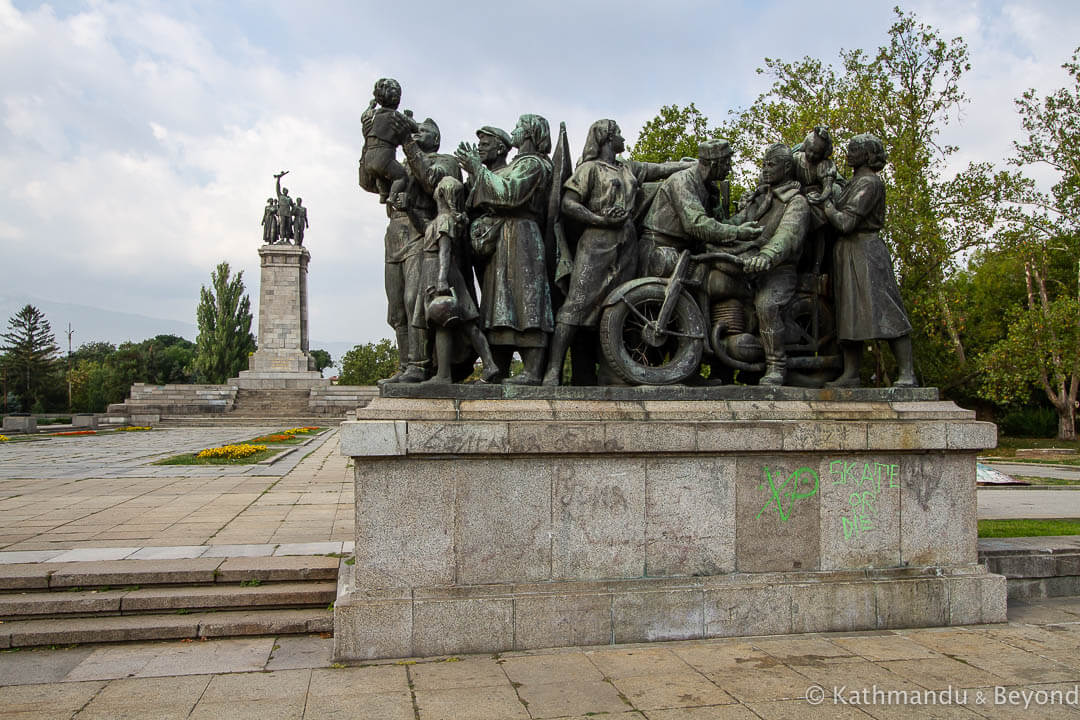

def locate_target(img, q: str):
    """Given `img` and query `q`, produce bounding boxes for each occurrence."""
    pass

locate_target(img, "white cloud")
[1,0,1078,346]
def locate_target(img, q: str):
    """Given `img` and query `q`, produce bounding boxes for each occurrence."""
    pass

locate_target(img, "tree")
[0,304,60,411]
[978,47,1080,440]
[339,339,397,385]
[310,349,332,375]
[632,7,1021,393]
[629,103,719,163]
[192,262,256,383]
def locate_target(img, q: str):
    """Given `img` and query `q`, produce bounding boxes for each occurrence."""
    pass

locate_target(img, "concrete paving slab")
[127,545,208,560]
[72,675,212,720]
[63,642,165,681]
[134,637,275,677]
[0,645,97,686]
[0,680,106,714]
[199,667,311,702]
[265,635,333,671]
[49,547,139,562]
[302,690,415,720]
[0,550,65,564]
[201,544,276,558]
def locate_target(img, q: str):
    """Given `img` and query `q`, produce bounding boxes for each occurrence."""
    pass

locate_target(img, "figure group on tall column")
[356,77,917,389]
[261,170,309,246]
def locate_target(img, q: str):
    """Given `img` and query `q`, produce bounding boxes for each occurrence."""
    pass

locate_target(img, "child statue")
[418,176,501,384]
[792,125,838,206]
[358,78,418,205]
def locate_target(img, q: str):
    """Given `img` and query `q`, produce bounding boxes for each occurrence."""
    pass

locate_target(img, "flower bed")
[283,426,321,435]
[117,426,152,432]
[0,435,8,442]
[251,434,294,443]
[196,443,267,460]
[52,430,97,436]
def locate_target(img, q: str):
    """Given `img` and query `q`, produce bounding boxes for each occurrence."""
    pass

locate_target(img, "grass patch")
[154,447,282,465]
[989,436,1080,465]
[979,518,1080,538]
[1006,476,1080,486]
[988,456,1080,467]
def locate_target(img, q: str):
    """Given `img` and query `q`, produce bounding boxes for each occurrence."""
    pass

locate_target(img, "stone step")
[0,581,337,620]
[0,556,340,591]
[0,608,333,648]
[157,417,344,427]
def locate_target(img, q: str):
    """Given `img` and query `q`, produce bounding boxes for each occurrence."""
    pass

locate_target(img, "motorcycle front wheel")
[599,283,705,385]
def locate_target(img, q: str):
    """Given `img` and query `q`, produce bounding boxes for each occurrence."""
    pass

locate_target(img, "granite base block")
[336,397,1004,660]
[333,568,1005,660]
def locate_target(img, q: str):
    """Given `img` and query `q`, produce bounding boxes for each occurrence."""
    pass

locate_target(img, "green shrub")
[998,406,1059,438]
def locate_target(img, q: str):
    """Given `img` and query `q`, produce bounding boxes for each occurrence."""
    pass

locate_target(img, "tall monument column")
[237,171,325,389]
[248,244,317,372]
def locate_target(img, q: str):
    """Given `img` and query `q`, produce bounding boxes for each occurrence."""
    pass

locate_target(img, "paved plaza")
[0,427,351,553]
[5,427,1080,717]
[1,596,1080,718]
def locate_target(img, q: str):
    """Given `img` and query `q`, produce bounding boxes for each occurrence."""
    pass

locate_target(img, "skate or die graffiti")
[755,460,902,541]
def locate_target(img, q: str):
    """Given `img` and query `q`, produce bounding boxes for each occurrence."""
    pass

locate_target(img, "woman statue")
[542,119,692,386]
[822,133,917,388]
[456,114,554,385]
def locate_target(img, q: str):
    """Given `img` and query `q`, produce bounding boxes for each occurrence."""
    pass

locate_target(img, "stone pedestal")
[2,414,36,434]
[238,244,323,388]
[334,391,1005,660]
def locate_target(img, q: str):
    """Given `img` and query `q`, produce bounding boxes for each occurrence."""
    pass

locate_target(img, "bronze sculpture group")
[261,171,309,246]
[348,78,916,389]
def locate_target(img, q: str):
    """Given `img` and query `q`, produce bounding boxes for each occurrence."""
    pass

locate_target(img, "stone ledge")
[333,567,1005,660]
[381,384,940,402]
[340,416,995,456]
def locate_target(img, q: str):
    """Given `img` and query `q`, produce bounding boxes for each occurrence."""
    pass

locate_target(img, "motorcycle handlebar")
[689,251,745,266]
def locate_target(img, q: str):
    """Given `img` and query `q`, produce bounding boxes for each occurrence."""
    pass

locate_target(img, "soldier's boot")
[398,330,432,383]
[759,330,787,386]
[378,327,412,385]
[397,362,428,383]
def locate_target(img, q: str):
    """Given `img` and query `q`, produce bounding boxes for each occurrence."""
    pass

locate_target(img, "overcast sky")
[2,0,1078,347]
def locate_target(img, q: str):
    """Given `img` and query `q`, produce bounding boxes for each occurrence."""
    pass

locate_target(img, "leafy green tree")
[632,7,1025,393]
[978,48,1080,440]
[310,349,332,375]
[71,341,117,365]
[629,103,719,163]
[1,304,60,411]
[141,335,195,384]
[339,339,397,385]
[193,262,256,383]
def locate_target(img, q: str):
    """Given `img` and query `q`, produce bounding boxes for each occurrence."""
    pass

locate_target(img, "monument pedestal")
[334,390,1004,660]
[237,243,326,390]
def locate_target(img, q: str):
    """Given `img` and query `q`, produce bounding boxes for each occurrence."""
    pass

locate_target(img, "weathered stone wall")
[334,397,1005,660]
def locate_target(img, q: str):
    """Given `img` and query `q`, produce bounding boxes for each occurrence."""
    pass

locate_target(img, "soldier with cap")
[638,139,762,316]
[474,126,512,175]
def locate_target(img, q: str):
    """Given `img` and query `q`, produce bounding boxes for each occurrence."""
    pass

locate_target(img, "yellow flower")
[0,435,9,442]
[195,443,267,460]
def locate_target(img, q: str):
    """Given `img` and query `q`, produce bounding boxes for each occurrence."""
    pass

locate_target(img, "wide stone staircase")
[107,384,377,427]
[0,556,340,648]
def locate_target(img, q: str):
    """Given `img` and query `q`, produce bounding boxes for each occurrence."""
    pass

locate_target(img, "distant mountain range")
[0,295,354,373]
